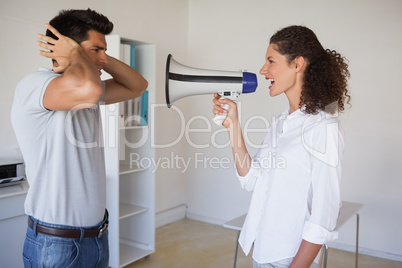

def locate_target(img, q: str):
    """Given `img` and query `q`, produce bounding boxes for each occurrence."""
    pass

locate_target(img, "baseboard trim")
[155,204,187,228]
[328,241,402,262]
[185,212,224,226]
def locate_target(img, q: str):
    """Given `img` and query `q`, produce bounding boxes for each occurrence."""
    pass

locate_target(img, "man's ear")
[52,60,57,70]
[294,56,305,73]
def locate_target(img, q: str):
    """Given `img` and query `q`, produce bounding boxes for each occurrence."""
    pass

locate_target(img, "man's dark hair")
[46,8,113,44]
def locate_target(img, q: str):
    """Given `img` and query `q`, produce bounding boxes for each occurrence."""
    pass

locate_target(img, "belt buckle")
[98,222,108,238]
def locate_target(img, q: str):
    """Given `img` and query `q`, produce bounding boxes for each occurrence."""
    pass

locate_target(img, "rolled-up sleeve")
[236,158,262,192]
[302,116,344,245]
[303,221,338,244]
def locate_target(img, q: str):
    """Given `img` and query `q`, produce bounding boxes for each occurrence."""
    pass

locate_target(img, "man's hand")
[38,23,103,110]
[36,23,82,73]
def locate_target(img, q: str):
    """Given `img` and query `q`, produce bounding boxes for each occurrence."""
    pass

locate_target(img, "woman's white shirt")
[237,108,344,264]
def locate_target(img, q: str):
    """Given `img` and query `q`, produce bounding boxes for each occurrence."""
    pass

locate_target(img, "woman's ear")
[294,56,305,72]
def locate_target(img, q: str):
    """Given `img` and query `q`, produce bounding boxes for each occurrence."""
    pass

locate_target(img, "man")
[11,9,147,267]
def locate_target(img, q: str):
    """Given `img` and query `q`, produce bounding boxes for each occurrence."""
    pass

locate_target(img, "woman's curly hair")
[270,25,351,114]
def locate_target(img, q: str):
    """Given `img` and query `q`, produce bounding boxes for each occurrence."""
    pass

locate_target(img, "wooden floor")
[127,218,402,268]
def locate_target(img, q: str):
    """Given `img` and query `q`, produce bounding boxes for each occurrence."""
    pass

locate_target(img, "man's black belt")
[28,216,108,238]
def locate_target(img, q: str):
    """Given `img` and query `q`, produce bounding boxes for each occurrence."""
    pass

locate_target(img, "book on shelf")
[119,43,148,128]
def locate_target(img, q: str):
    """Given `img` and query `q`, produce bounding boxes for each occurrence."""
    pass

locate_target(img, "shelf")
[119,203,148,220]
[119,125,149,130]
[119,163,148,175]
[119,242,153,268]
[0,180,29,199]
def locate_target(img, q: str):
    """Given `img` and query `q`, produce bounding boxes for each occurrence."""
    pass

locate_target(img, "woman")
[213,25,350,268]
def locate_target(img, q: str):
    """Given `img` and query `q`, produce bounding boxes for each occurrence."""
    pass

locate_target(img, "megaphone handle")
[213,97,230,126]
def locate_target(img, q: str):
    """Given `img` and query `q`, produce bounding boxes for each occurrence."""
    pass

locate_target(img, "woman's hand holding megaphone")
[212,93,239,129]
[213,94,250,172]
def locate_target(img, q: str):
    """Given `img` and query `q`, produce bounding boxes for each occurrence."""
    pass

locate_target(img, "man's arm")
[102,55,148,104]
[37,24,103,111]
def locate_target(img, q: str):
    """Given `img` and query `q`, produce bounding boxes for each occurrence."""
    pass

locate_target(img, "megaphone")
[165,54,258,125]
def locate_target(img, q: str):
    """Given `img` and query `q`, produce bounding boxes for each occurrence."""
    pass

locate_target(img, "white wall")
[0,0,189,225]
[1,0,402,262]
[184,0,402,261]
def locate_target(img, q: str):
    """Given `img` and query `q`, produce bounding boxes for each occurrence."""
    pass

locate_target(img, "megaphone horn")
[165,54,258,125]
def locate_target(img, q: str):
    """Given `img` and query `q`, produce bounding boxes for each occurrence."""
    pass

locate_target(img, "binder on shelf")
[141,91,148,126]
[130,45,135,70]
[120,44,132,127]
[117,44,148,127]
[128,45,136,127]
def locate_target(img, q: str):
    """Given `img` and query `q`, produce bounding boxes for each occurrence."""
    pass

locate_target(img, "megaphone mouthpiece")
[242,72,258,93]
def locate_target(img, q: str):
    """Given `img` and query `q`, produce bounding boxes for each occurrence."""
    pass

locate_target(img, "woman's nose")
[260,64,267,75]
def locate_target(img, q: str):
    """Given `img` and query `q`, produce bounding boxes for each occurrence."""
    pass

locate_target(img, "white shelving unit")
[100,35,155,268]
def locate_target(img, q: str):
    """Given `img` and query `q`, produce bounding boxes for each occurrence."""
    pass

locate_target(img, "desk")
[223,201,363,268]
[223,214,247,268]
[323,201,363,268]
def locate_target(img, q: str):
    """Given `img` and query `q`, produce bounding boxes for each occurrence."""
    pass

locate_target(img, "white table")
[223,201,363,268]
[223,214,247,268]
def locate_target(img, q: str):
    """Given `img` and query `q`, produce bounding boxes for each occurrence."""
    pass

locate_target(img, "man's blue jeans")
[22,216,109,268]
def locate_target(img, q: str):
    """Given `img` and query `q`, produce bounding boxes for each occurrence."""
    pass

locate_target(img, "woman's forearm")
[228,121,252,176]
[290,240,322,268]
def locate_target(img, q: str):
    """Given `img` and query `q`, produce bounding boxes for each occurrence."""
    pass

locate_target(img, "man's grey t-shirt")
[11,68,106,227]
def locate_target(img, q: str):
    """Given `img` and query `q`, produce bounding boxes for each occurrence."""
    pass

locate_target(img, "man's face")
[80,30,108,76]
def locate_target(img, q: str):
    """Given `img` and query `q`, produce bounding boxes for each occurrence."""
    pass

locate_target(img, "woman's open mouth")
[268,78,275,89]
